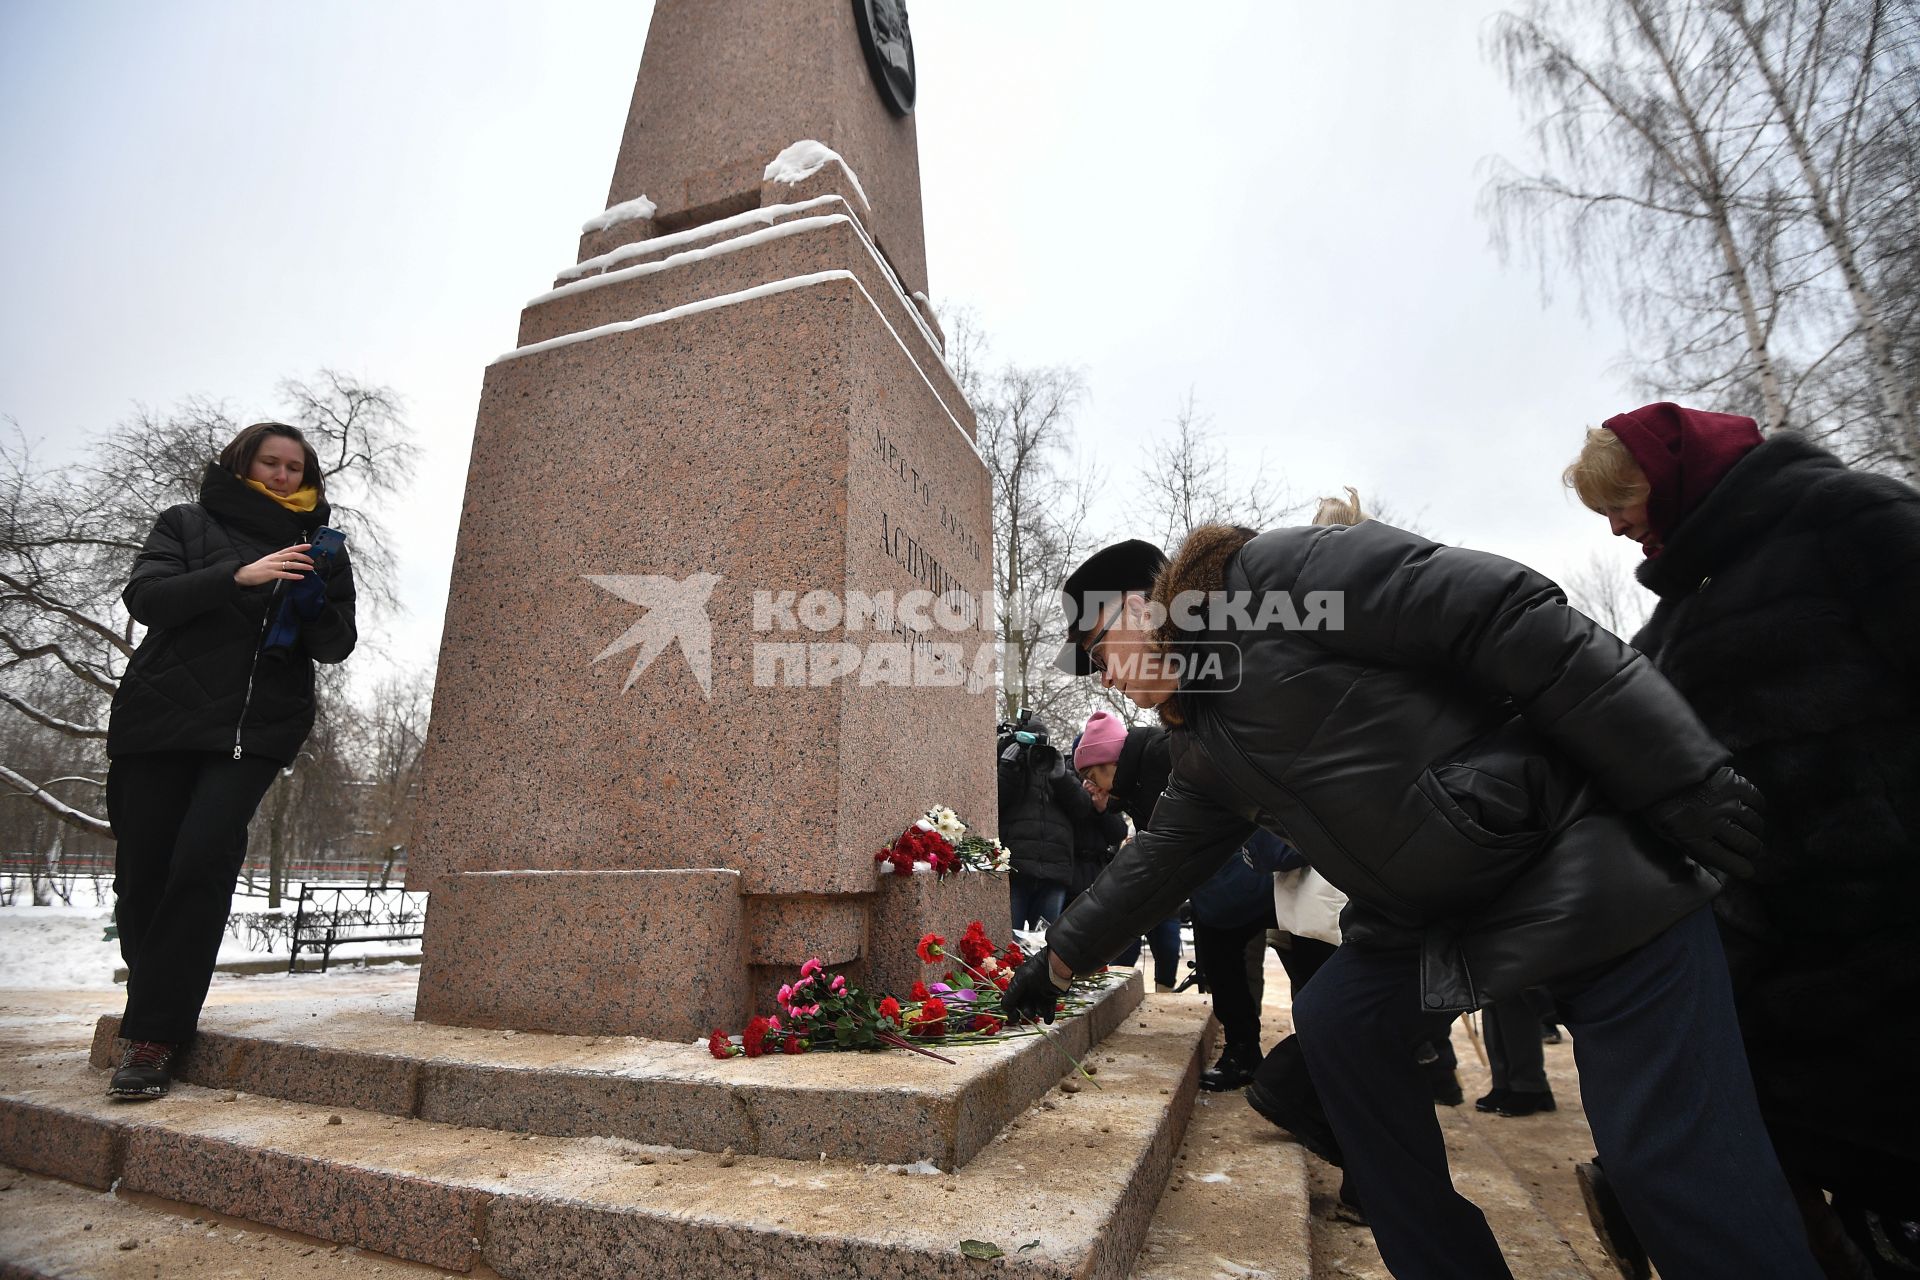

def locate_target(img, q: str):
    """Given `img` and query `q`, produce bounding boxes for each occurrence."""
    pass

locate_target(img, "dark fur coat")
[1633,432,1920,1196]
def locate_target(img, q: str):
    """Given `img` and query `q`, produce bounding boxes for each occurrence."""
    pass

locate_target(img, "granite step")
[86,969,1143,1170]
[0,1162,479,1280]
[2,998,1212,1280]
[1129,1088,1314,1280]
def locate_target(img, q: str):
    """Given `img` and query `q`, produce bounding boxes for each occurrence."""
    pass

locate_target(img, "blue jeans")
[1009,871,1068,931]
[1293,908,1820,1280]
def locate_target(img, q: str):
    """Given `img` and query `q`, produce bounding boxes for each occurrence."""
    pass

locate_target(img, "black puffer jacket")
[1050,520,1724,1009]
[107,463,357,765]
[997,719,1086,885]
[1632,432,1920,1196]
[1108,725,1173,831]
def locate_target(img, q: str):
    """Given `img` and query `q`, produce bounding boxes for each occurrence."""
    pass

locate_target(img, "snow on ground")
[0,878,421,991]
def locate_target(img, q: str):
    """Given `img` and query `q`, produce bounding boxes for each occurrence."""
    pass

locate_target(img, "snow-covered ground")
[0,878,422,991]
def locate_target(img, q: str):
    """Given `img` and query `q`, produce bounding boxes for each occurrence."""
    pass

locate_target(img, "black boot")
[1493,1088,1556,1117]
[1475,1088,1509,1113]
[107,1040,176,1101]
[1199,1041,1260,1092]
[1245,1035,1344,1166]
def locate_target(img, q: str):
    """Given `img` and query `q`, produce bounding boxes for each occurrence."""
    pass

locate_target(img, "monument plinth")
[409,0,1003,1041]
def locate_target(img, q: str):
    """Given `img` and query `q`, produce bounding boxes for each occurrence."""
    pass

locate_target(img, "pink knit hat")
[1074,710,1127,771]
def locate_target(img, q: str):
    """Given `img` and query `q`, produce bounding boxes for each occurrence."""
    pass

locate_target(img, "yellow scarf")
[242,477,320,513]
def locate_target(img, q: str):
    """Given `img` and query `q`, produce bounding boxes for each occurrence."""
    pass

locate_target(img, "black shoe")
[1475,1088,1509,1113]
[1494,1088,1557,1117]
[1576,1161,1650,1280]
[1246,1077,1342,1165]
[107,1040,176,1100]
[1199,1044,1260,1092]
[1429,1068,1464,1106]
[1542,1023,1564,1045]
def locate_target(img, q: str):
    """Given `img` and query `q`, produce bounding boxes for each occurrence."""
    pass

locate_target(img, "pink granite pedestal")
[415,869,748,1043]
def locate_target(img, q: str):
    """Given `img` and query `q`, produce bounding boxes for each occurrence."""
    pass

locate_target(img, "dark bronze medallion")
[853,0,916,117]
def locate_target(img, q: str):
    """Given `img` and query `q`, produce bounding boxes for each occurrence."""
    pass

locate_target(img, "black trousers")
[1294,908,1821,1280]
[1483,991,1549,1094]
[108,751,282,1044]
[1193,901,1278,1054]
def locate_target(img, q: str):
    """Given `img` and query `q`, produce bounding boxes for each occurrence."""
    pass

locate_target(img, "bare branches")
[0,763,111,837]
[1485,0,1920,480]
[1139,390,1295,549]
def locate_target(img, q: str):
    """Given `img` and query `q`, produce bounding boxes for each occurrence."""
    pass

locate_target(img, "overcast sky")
[0,1,1653,688]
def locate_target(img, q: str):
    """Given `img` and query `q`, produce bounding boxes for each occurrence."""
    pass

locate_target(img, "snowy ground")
[0,877,422,990]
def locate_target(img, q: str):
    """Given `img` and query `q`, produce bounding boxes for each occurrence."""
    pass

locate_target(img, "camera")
[997,708,1060,775]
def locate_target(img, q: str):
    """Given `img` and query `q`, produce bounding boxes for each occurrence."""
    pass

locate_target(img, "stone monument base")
[417,867,1012,1042]
[0,968,1212,1279]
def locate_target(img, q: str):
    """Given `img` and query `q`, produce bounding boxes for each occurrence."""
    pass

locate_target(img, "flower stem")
[878,1031,956,1064]
[948,954,1102,1090]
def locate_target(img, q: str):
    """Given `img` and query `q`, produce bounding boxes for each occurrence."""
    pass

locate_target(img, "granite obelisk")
[409,0,1004,1042]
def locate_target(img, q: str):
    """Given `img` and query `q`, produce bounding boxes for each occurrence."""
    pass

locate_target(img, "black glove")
[1640,766,1767,879]
[1003,949,1070,1025]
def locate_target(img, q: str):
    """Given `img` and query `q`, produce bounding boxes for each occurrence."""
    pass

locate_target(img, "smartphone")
[308,526,347,558]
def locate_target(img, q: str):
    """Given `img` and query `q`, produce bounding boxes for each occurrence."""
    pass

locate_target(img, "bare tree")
[1139,390,1296,549]
[1485,0,1920,479]
[1563,549,1655,637]
[0,372,415,838]
[944,308,1111,731]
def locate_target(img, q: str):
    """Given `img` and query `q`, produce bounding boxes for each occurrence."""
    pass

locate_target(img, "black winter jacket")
[1109,725,1174,832]
[107,463,357,766]
[1632,432,1920,1194]
[1050,520,1725,1010]
[997,720,1087,885]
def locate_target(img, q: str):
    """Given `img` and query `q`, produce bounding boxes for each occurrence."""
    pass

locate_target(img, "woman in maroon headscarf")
[1567,403,1920,1278]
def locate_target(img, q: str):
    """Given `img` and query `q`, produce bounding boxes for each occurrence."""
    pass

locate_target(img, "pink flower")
[777,984,792,1004]
[799,958,824,979]
[830,975,847,994]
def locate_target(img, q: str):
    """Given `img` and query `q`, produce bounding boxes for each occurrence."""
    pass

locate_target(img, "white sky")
[0,1,1650,686]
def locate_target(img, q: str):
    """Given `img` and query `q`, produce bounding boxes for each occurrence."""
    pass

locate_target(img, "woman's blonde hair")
[1563,427,1648,513]
[1312,487,1366,527]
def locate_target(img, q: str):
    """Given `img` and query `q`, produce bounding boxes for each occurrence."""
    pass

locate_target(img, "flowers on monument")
[912,996,949,1037]
[705,922,1119,1064]
[873,806,1012,877]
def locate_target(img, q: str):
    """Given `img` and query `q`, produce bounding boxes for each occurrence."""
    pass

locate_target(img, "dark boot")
[1576,1160,1650,1280]
[1493,1088,1556,1117]
[107,1040,176,1101]
[1199,1041,1260,1092]
[1245,1035,1344,1166]
[1475,1088,1509,1113]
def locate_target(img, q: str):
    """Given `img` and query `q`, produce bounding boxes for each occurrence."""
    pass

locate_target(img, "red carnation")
[1001,942,1026,969]
[917,933,946,963]
[707,1029,736,1060]
[781,1031,808,1054]
[972,1012,1003,1035]
[959,920,995,967]
[994,974,1010,991]
[913,996,948,1037]
[742,1015,771,1058]
[910,980,930,1001]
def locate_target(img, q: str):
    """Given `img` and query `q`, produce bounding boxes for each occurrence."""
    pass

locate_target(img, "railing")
[287,884,428,973]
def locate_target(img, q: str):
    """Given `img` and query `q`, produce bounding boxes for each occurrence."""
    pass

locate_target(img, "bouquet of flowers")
[874,806,1012,878]
[707,920,1109,1082]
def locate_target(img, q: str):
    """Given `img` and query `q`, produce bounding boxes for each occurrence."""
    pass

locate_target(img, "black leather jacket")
[1048,521,1723,1009]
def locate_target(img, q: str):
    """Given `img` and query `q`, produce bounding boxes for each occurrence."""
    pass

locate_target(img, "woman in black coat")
[104,422,357,1099]
[1569,403,1920,1276]
[1006,520,1819,1280]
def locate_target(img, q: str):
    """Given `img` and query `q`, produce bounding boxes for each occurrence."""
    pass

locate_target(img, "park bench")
[287,884,428,973]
